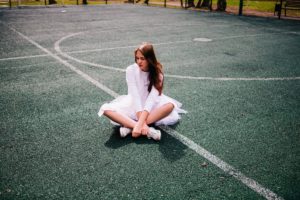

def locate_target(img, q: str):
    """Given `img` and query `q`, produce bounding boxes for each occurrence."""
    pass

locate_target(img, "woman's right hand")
[141,123,149,136]
[133,110,149,138]
[132,124,142,138]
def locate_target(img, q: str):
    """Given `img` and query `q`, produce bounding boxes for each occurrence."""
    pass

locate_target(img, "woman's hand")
[141,123,149,136]
[133,110,149,138]
[132,124,142,138]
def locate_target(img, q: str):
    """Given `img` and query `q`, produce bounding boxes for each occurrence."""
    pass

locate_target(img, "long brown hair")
[135,42,163,95]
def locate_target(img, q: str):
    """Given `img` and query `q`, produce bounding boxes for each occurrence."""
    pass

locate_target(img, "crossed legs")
[103,103,175,129]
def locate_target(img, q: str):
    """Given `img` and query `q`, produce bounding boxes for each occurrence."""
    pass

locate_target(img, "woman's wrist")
[136,111,142,119]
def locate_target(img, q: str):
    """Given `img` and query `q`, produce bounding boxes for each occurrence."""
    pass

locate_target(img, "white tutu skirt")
[98,94,187,126]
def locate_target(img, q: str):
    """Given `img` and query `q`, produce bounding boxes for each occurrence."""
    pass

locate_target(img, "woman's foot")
[120,127,132,138]
[147,127,161,141]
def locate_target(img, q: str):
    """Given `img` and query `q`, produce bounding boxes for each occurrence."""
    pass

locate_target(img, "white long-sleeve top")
[126,63,160,113]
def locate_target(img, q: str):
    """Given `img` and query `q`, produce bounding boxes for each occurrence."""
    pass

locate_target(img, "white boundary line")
[0,54,50,61]
[7,27,119,98]
[159,125,284,200]
[8,25,285,200]
[54,32,126,73]
[55,32,300,81]
[64,40,191,54]
[0,61,58,69]
[165,74,300,81]
[212,31,300,40]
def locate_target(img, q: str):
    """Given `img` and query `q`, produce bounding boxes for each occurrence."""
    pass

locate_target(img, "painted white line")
[55,33,191,75]
[8,27,119,98]
[8,25,284,200]
[56,32,300,81]
[213,31,300,40]
[164,74,300,81]
[65,44,139,54]
[0,61,58,69]
[54,32,126,73]
[64,31,300,55]
[290,31,300,35]
[0,54,50,61]
[65,40,191,55]
[159,125,284,200]
[193,38,213,42]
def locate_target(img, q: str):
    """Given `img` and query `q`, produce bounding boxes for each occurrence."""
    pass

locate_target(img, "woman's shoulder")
[126,63,138,73]
[126,63,138,71]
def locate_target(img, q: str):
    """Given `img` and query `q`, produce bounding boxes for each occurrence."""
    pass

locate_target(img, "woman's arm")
[132,74,164,137]
[144,73,163,112]
[126,66,143,113]
[132,111,149,137]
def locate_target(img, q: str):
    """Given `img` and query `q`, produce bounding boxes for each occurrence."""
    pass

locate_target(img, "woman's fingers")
[132,124,149,137]
[141,124,149,135]
[132,126,141,138]
[141,129,148,135]
[132,130,141,138]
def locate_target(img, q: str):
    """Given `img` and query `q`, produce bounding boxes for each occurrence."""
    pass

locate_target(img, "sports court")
[0,4,299,200]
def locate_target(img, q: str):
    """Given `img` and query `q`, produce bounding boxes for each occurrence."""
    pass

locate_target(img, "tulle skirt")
[98,94,187,126]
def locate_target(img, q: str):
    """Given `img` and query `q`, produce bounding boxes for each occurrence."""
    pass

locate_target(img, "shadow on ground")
[104,126,187,162]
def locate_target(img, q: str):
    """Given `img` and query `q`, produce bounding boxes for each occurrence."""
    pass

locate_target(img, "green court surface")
[0,4,300,200]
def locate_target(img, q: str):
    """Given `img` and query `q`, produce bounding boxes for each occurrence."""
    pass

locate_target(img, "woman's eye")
[136,56,145,61]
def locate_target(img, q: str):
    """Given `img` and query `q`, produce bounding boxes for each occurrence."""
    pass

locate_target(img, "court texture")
[0,4,300,200]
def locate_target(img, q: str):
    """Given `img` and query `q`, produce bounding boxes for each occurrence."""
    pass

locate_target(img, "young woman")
[98,42,186,141]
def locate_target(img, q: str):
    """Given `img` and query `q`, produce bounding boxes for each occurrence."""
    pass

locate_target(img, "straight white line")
[66,45,138,54]
[7,26,119,98]
[164,74,300,81]
[159,125,284,200]
[0,61,58,69]
[65,40,191,54]
[8,25,284,200]
[212,31,300,40]
[0,54,50,61]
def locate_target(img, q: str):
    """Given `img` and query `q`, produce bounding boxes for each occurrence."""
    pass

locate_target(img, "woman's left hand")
[141,123,149,136]
[132,124,142,138]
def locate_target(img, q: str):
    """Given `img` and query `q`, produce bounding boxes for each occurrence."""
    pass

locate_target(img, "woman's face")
[135,50,149,72]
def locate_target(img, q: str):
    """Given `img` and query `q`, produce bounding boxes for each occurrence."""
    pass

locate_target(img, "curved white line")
[55,32,300,81]
[54,32,126,73]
